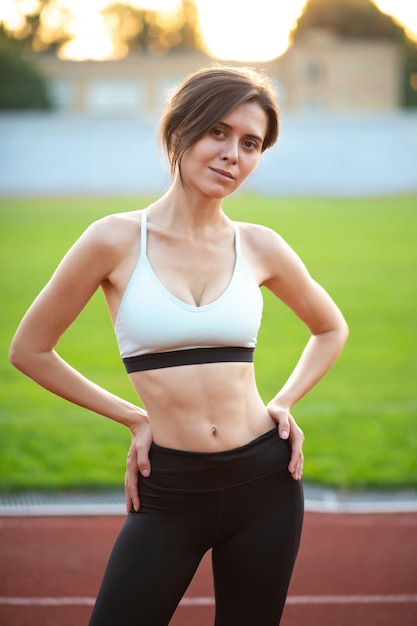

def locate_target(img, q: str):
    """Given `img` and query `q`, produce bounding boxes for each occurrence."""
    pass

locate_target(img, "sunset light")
[195,0,307,62]
[0,0,416,62]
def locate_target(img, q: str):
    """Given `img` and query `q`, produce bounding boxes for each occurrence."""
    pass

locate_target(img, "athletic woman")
[10,65,348,625]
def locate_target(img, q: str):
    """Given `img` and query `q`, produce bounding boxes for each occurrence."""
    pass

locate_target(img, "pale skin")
[9,101,348,513]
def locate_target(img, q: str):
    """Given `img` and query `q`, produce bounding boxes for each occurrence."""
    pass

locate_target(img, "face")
[178,101,268,199]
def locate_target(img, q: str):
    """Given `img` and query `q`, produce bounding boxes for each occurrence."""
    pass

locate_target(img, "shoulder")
[72,210,143,264]
[58,210,144,280]
[237,220,300,265]
[83,210,142,248]
[237,221,286,251]
[235,220,311,289]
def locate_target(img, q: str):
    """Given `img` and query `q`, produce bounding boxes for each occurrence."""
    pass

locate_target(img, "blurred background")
[0,0,416,497]
[1,10,416,625]
[0,0,416,197]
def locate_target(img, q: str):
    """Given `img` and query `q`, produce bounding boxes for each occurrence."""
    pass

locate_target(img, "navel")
[211,425,217,437]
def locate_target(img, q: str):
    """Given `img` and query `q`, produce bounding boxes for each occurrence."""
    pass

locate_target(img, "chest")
[147,236,236,308]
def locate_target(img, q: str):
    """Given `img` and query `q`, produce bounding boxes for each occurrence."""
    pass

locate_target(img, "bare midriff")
[129,361,275,452]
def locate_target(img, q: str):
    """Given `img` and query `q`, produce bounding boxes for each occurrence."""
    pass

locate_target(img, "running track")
[0,511,416,625]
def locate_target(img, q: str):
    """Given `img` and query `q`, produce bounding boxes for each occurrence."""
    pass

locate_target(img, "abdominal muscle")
[129,361,276,452]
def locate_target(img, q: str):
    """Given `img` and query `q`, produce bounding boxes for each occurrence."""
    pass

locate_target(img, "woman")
[10,66,348,625]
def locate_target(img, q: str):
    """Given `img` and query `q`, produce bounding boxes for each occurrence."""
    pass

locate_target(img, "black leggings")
[89,428,304,626]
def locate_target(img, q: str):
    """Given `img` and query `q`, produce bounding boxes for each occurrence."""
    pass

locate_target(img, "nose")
[221,138,239,163]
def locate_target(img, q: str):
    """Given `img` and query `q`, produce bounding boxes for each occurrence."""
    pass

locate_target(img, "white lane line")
[286,595,417,605]
[1,595,416,607]
[0,598,96,606]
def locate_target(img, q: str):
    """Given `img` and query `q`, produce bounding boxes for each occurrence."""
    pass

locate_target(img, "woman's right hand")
[125,420,153,513]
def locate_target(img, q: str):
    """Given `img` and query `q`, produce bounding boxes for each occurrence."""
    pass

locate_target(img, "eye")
[242,139,259,151]
[211,127,226,139]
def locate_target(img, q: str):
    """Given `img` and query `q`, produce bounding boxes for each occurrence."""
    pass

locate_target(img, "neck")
[150,182,228,234]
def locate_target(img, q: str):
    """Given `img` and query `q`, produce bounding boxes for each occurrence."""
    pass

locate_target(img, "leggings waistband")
[144,427,291,493]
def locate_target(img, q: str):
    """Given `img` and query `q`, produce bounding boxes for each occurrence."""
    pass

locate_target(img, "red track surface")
[1,511,416,625]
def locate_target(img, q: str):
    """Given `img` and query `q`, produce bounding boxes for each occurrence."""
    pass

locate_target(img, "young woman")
[10,65,348,625]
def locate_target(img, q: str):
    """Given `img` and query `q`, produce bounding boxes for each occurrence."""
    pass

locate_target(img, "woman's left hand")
[266,403,304,481]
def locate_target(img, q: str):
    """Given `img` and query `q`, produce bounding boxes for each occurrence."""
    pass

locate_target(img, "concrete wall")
[0,111,416,197]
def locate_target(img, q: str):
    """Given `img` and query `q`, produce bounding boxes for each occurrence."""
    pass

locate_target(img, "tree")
[101,0,202,55]
[292,0,404,41]
[0,27,52,110]
[0,0,203,57]
[403,39,417,107]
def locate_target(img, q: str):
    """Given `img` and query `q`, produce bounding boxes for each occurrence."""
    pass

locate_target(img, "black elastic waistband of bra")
[122,346,255,373]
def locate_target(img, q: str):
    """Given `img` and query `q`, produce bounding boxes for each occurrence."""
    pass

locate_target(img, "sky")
[1,0,417,62]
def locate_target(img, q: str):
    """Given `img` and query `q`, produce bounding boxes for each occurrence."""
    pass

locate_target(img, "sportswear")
[114,211,263,371]
[88,428,304,626]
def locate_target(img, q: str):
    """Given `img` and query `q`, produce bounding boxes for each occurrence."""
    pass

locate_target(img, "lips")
[210,167,235,180]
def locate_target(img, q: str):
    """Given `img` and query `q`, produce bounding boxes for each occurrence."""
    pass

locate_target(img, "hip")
[142,427,292,494]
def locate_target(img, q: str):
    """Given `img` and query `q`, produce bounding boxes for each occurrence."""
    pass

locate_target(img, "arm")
[9,216,152,508]
[267,281,349,408]
[266,282,348,480]
[255,226,349,478]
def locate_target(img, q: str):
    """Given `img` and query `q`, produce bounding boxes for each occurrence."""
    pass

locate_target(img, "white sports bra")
[114,211,263,371]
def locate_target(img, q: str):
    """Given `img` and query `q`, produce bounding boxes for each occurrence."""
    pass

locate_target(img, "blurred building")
[35,52,210,117]
[276,30,401,111]
[34,32,401,117]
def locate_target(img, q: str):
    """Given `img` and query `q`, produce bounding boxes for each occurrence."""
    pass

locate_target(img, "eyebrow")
[217,121,264,144]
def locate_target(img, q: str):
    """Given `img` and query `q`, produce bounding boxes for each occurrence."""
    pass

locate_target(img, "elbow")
[317,315,349,352]
[9,342,23,372]
[340,318,349,343]
[315,312,349,345]
[9,337,29,374]
[10,334,54,378]
[336,317,349,353]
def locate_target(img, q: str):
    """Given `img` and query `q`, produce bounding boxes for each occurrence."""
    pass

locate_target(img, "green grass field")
[1,194,416,493]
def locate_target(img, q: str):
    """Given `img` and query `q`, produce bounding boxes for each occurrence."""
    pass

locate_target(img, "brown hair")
[159,65,280,177]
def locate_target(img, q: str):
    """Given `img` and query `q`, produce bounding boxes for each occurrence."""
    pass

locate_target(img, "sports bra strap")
[140,210,147,258]
[234,222,240,255]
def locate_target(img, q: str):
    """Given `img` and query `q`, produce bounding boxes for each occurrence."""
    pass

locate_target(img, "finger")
[125,450,140,512]
[125,485,140,513]
[277,416,290,440]
[288,420,305,481]
[125,492,132,514]
[138,462,150,478]
[288,449,304,481]
[134,425,153,478]
[125,470,140,513]
[136,448,151,478]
